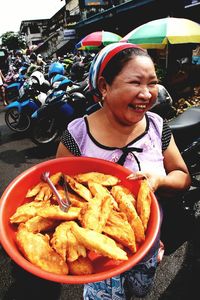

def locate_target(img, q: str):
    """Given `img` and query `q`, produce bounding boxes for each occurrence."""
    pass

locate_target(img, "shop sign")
[64,29,76,40]
[79,0,108,7]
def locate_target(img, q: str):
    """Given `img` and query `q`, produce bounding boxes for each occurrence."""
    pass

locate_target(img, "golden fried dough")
[110,185,136,206]
[103,210,136,253]
[37,205,81,221]
[68,257,93,275]
[34,184,52,201]
[50,172,63,185]
[26,172,62,199]
[137,180,152,231]
[10,170,153,275]
[24,216,59,233]
[79,194,102,231]
[111,185,145,243]
[65,175,93,202]
[16,224,68,275]
[26,182,46,198]
[26,182,52,201]
[74,172,120,186]
[71,222,128,261]
[87,180,118,210]
[51,221,86,262]
[79,194,112,232]
[52,190,86,208]
[10,200,50,224]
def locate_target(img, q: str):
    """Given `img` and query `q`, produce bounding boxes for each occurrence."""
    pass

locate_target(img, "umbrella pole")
[166,43,168,69]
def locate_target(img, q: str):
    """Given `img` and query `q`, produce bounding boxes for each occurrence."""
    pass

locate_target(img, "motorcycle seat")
[168,107,200,132]
[68,79,88,94]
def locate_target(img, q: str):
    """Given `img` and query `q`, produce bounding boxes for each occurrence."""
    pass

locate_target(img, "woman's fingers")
[126,173,147,181]
[126,173,155,191]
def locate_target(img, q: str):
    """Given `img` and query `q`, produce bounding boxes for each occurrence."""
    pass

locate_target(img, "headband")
[89,42,144,101]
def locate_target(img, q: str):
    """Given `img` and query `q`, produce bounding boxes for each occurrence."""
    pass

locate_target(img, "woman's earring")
[102,96,104,101]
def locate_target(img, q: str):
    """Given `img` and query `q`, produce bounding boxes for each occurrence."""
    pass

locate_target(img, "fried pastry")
[26,182,47,198]
[10,170,153,276]
[26,172,62,199]
[79,194,112,232]
[87,180,119,210]
[37,205,81,221]
[137,180,152,231]
[50,172,63,185]
[10,200,50,224]
[111,185,145,243]
[68,256,93,275]
[65,175,93,202]
[71,222,128,261]
[74,172,120,186]
[16,224,68,275]
[110,185,136,206]
[103,210,136,253]
[24,216,59,233]
[52,190,86,208]
[51,221,86,262]
[34,184,52,201]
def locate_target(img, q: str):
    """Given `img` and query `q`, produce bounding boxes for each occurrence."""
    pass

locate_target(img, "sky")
[0,0,65,37]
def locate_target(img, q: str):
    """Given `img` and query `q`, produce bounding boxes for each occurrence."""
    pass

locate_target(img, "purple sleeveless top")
[67,111,166,176]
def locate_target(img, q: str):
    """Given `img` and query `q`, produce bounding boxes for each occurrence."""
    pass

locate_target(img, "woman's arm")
[56,142,75,158]
[159,135,191,192]
[131,135,191,194]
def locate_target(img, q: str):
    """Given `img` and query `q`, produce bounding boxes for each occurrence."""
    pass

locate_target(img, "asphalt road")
[0,102,199,300]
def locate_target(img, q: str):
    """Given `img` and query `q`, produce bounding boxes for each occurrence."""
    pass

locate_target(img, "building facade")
[20,19,48,49]
[20,0,200,58]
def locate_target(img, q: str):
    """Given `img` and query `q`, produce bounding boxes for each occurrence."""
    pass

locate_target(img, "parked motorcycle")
[169,106,200,185]
[167,106,200,233]
[2,71,50,133]
[30,78,94,145]
[158,105,200,254]
[50,73,74,90]
[4,63,30,103]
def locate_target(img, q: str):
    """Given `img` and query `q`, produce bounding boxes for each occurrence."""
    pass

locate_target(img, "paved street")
[0,102,199,300]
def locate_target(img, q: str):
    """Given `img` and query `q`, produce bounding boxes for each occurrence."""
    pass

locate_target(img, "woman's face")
[100,55,158,126]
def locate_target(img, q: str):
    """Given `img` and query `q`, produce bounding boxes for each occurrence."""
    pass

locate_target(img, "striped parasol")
[121,17,200,49]
[76,30,122,50]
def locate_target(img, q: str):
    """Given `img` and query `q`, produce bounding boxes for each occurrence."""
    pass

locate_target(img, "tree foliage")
[1,31,26,50]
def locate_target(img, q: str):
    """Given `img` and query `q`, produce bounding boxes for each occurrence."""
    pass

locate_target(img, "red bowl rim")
[0,157,161,284]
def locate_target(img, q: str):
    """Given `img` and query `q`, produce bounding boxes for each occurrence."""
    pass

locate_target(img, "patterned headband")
[89,42,144,100]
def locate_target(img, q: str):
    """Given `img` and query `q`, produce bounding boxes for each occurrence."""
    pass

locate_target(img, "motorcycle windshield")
[45,90,66,104]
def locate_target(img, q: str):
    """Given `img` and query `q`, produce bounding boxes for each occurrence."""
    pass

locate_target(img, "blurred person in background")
[0,69,7,106]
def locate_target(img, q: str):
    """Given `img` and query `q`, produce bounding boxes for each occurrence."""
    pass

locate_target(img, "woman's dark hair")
[102,48,150,85]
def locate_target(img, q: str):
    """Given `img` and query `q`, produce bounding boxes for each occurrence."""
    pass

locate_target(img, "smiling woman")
[56,42,191,300]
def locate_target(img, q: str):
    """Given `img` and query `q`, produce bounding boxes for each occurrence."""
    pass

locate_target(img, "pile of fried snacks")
[10,171,152,275]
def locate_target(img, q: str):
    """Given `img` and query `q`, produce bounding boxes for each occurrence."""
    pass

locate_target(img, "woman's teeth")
[128,104,146,109]
[135,104,146,109]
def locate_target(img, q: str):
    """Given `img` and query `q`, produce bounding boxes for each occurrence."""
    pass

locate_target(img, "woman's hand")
[127,171,162,192]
